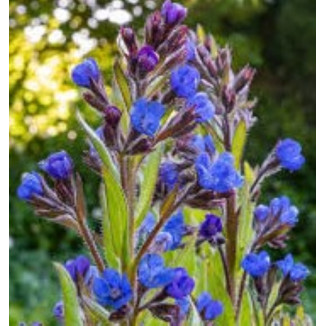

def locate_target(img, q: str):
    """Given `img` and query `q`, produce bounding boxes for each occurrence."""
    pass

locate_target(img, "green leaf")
[239,292,253,326]
[196,24,206,44]
[135,145,163,228]
[54,263,83,326]
[145,75,168,98]
[232,120,247,170]
[83,296,111,325]
[113,60,132,111]
[77,111,128,267]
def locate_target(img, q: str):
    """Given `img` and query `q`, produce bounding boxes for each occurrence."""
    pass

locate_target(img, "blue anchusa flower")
[277,254,309,282]
[176,297,190,319]
[93,268,133,310]
[275,138,305,171]
[137,45,159,72]
[159,161,179,190]
[138,254,176,288]
[191,134,215,156]
[130,98,165,136]
[165,267,195,299]
[39,151,73,180]
[186,92,215,123]
[254,204,270,222]
[53,301,64,321]
[196,292,223,321]
[241,251,271,277]
[161,0,187,25]
[71,58,100,88]
[195,152,243,193]
[138,213,156,240]
[199,214,223,240]
[17,171,43,201]
[170,65,200,98]
[161,211,186,250]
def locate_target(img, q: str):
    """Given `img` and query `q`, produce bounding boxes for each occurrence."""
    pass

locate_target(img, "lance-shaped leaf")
[232,120,247,170]
[54,263,83,326]
[113,60,132,111]
[135,145,163,228]
[77,111,128,266]
[238,292,253,326]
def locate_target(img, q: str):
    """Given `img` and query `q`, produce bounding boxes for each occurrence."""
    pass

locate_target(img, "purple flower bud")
[120,27,137,54]
[137,45,159,72]
[17,171,44,201]
[161,0,187,26]
[71,58,100,88]
[64,255,92,283]
[39,151,73,180]
[276,138,305,171]
[165,267,195,299]
[199,214,223,239]
[104,105,122,128]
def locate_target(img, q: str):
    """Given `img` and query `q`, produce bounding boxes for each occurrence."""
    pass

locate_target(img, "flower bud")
[137,45,159,73]
[71,58,100,89]
[120,26,138,55]
[233,66,256,93]
[104,105,122,128]
[161,0,187,26]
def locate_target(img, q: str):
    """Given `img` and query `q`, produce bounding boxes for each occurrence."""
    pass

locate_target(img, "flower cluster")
[16,0,312,325]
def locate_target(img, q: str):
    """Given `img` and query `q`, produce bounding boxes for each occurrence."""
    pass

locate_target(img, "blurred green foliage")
[9,0,315,324]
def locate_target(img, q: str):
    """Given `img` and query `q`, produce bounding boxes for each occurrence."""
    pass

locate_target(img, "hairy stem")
[235,271,247,320]
[225,191,238,305]
[217,246,232,297]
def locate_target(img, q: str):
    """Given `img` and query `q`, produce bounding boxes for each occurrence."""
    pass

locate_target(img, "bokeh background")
[9,0,316,324]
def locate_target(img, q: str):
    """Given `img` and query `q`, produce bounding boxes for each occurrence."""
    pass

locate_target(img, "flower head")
[93,268,132,310]
[170,65,200,98]
[65,255,91,282]
[241,251,271,277]
[191,134,215,156]
[277,254,309,282]
[270,196,299,226]
[71,58,100,88]
[39,151,73,180]
[17,172,43,201]
[137,45,159,72]
[138,254,176,288]
[196,292,223,321]
[160,161,179,190]
[254,204,270,222]
[195,152,243,193]
[276,138,305,171]
[199,214,223,239]
[176,297,190,319]
[186,92,215,122]
[165,267,195,299]
[130,98,165,136]
[161,0,187,25]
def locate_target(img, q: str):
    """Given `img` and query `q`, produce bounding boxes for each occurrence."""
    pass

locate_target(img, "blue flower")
[241,251,271,277]
[195,152,243,193]
[130,98,165,136]
[186,93,215,122]
[276,138,305,171]
[254,204,270,222]
[17,171,43,201]
[39,151,73,180]
[276,254,294,276]
[289,263,310,282]
[191,134,215,155]
[138,254,176,288]
[53,301,64,321]
[277,254,309,282]
[196,292,223,321]
[161,0,187,25]
[138,213,156,240]
[71,58,100,88]
[199,214,222,239]
[154,232,174,252]
[270,196,299,226]
[176,297,190,318]
[93,268,132,310]
[137,45,159,72]
[162,211,185,250]
[160,161,179,190]
[65,255,91,282]
[170,65,200,98]
[165,267,195,299]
